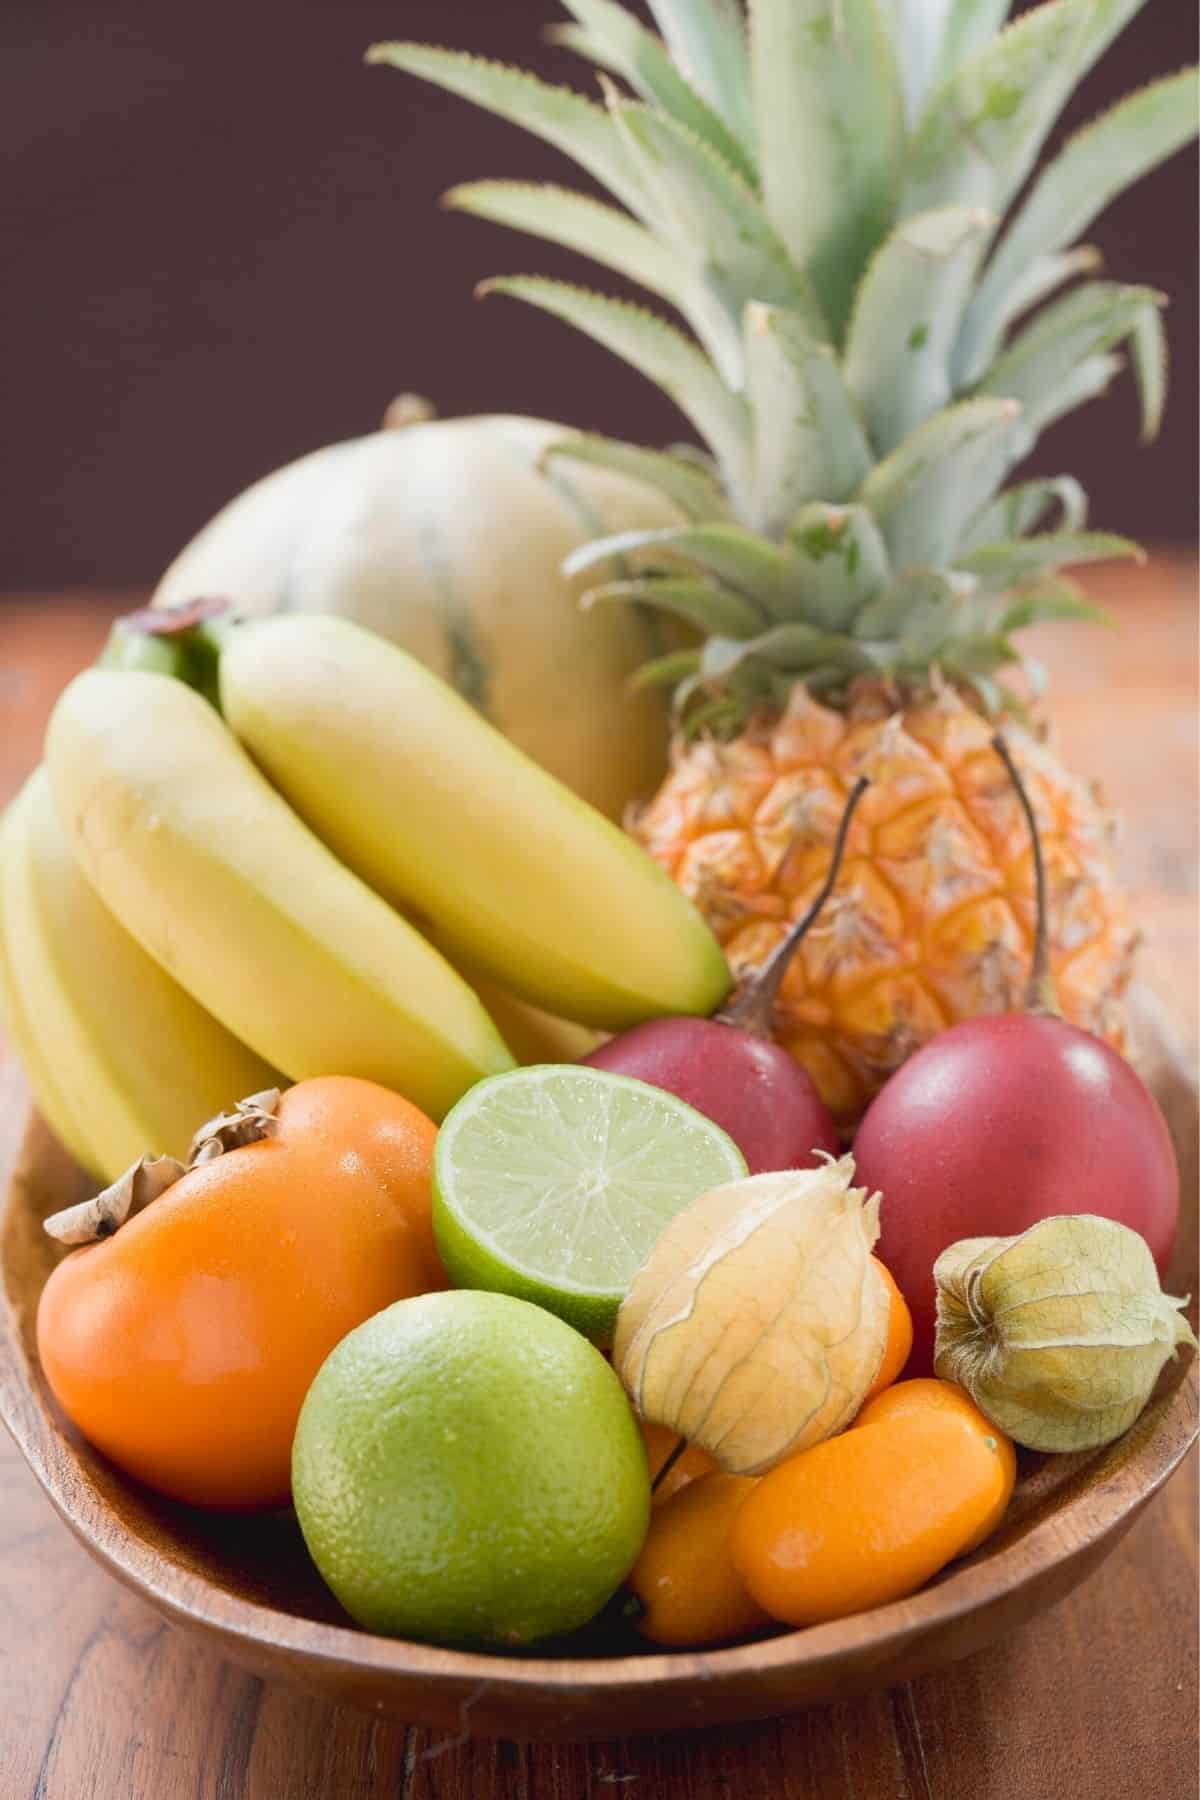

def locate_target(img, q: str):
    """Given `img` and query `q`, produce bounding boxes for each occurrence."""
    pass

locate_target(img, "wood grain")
[0,575,1196,1796]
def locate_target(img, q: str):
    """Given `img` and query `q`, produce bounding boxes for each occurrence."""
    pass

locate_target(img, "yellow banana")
[46,671,515,1121]
[459,966,604,1066]
[219,615,731,1029]
[0,769,279,1179]
[0,785,100,1173]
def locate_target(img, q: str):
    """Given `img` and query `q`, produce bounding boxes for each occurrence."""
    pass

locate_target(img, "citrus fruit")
[291,1288,651,1646]
[432,1064,747,1341]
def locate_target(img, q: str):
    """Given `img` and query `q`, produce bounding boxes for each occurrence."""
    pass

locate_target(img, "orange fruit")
[37,1076,445,1509]
[732,1379,1015,1626]
[628,1471,770,1647]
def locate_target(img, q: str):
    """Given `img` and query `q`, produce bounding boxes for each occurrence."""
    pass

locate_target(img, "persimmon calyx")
[188,1088,281,1164]
[42,1088,282,1246]
[44,1154,187,1245]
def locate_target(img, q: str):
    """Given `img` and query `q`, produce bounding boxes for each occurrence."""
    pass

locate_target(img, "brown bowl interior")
[1,988,1196,1741]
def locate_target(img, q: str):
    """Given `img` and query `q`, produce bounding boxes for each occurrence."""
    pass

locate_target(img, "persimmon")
[732,1380,1015,1627]
[37,1076,445,1510]
[627,1472,770,1647]
[861,1258,914,1404]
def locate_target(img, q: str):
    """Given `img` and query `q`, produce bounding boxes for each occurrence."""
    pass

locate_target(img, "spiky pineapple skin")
[634,684,1136,1127]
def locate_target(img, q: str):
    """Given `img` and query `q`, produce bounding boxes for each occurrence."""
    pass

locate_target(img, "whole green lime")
[291,1289,650,1646]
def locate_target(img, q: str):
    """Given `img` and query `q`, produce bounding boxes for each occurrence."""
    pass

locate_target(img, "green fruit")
[432,1064,748,1341]
[292,1290,650,1647]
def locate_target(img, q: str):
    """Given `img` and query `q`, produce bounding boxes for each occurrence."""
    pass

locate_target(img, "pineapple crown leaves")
[370,4,1197,726]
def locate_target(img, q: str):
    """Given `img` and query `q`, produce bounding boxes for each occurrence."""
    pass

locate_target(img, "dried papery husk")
[188,1088,281,1164]
[43,1154,187,1244]
[934,1215,1197,1453]
[614,1156,890,1475]
[43,1088,283,1245]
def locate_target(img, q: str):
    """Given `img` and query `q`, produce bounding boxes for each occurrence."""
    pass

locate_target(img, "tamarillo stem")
[991,733,1059,1016]
[716,775,870,1038]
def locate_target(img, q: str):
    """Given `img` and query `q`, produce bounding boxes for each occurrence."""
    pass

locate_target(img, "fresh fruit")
[732,1381,1016,1626]
[432,1063,746,1341]
[585,776,869,1168]
[216,612,730,1030]
[857,737,1180,1370]
[639,1418,716,1508]
[378,4,1196,1122]
[627,1471,770,1647]
[934,1217,1196,1453]
[588,1016,838,1173]
[292,1288,650,1645]
[457,965,602,1066]
[154,411,681,820]
[0,768,278,1179]
[615,1159,890,1472]
[862,1257,914,1403]
[45,668,514,1120]
[36,1077,446,1509]
[852,1379,1016,1554]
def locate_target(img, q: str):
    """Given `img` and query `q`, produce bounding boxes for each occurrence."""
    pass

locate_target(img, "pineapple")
[372,2,1197,1122]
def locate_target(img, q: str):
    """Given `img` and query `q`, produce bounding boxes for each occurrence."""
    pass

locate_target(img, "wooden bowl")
[2,990,1196,1742]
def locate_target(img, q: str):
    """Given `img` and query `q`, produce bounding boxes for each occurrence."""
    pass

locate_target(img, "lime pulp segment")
[432,1064,747,1337]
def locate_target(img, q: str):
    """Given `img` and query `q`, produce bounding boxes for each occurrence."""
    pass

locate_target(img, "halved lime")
[433,1064,747,1342]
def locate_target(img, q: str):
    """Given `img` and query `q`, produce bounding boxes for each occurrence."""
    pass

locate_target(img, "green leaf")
[957,531,1142,587]
[480,278,754,505]
[901,0,1150,221]
[1027,353,1126,443]
[448,177,741,381]
[646,0,756,146]
[959,69,1199,379]
[367,44,645,213]
[608,99,827,378]
[857,397,1022,569]
[998,581,1114,633]
[958,245,1102,377]
[446,182,682,307]
[961,476,1089,548]
[1130,299,1168,442]
[542,434,731,522]
[701,624,874,680]
[631,648,703,689]
[929,1,1014,95]
[843,205,995,453]
[852,567,978,646]
[750,0,905,338]
[877,2,1013,126]
[581,576,764,637]
[743,303,874,536]
[786,503,892,633]
[980,281,1164,446]
[564,522,804,619]
[555,0,758,185]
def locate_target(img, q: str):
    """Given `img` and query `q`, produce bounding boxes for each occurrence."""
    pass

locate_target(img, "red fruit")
[586,1018,839,1174]
[856,1011,1180,1372]
[586,779,868,1174]
[855,734,1178,1374]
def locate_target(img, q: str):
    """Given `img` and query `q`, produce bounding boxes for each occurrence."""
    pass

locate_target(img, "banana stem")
[716,775,870,1038]
[98,599,238,711]
[991,733,1059,1015]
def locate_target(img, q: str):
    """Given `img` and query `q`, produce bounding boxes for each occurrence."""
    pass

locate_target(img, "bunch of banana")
[2,610,728,1176]
[0,768,278,1178]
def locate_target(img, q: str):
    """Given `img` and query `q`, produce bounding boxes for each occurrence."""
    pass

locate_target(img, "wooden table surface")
[1,572,1196,1800]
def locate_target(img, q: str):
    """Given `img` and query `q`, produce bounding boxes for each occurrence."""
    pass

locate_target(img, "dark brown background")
[3,0,1197,589]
